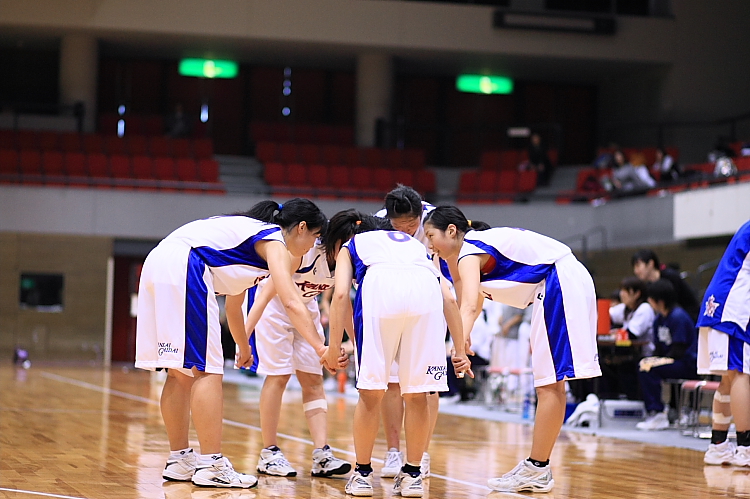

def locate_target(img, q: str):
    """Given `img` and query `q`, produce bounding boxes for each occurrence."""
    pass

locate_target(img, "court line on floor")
[41,371,500,494]
[0,488,87,499]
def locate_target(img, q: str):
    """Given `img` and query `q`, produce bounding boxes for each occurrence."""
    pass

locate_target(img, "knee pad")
[303,399,328,413]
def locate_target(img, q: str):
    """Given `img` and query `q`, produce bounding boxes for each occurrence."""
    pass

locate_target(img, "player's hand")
[319,345,338,375]
[235,345,254,369]
[451,353,474,379]
[337,347,350,369]
[465,338,475,357]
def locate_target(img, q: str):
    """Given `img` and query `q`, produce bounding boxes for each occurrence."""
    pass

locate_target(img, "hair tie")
[278,203,283,211]
[355,220,361,225]
[467,220,472,227]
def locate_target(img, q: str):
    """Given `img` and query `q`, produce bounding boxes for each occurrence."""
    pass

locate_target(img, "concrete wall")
[0,232,112,361]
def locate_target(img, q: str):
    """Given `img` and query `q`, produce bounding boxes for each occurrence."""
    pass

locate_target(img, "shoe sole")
[162,473,193,481]
[704,458,733,466]
[489,478,555,493]
[345,488,373,497]
[257,468,297,477]
[192,477,258,488]
[312,462,352,477]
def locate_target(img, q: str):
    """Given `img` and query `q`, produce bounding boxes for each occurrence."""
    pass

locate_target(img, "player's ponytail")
[242,198,328,233]
[321,209,393,258]
[383,184,422,219]
[423,206,490,233]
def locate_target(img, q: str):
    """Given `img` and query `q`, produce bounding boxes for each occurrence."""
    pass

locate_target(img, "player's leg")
[421,392,439,477]
[259,374,292,448]
[161,369,197,481]
[730,370,750,466]
[380,384,404,477]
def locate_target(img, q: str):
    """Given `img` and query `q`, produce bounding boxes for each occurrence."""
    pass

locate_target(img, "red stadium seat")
[42,151,65,176]
[149,136,171,157]
[87,153,109,179]
[128,135,148,156]
[392,168,416,187]
[480,151,502,171]
[109,155,131,178]
[329,164,349,189]
[105,135,127,155]
[404,148,426,170]
[0,130,15,149]
[256,142,278,163]
[153,157,177,180]
[197,159,220,183]
[308,164,329,189]
[172,138,191,158]
[373,168,395,192]
[416,169,436,194]
[64,152,87,178]
[498,170,518,193]
[175,158,200,182]
[0,149,19,175]
[476,171,498,194]
[350,166,371,190]
[16,130,37,150]
[279,143,299,164]
[299,144,320,164]
[286,163,307,186]
[59,132,82,153]
[517,170,538,193]
[264,162,286,186]
[193,138,214,159]
[19,150,42,175]
[499,150,521,171]
[38,131,60,151]
[342,147,361,166]
[83,134,104,154]
[364,148,384,169]
[321,145,342,165]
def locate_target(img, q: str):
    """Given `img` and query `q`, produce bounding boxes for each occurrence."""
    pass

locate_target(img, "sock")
[355,463,373,476]
[169,447,193,460]
[711,430,729,445]
[266,445,281,452]
[527,458,549,468]
[198,453,222,466]
[388,447,399,453]
[318,444,330,451]
[402,463,421,478]
[737,431,750,447]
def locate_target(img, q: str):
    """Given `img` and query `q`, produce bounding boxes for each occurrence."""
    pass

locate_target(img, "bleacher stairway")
[216,155,268,196]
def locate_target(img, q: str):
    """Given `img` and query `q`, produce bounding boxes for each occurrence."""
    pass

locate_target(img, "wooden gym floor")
[0,364,747,499]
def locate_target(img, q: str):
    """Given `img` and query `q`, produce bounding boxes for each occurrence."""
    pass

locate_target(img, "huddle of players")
[135,185,607,496]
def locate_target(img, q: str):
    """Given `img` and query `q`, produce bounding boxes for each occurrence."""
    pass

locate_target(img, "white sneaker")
[380,448,403,478]
[732,445,750,467]
[393,471,424,497]
[704,441,737,465]
[257,447,297,477]
[345,470,374,496]
[163,449,198,481]
[420,452,430,478]
[636,411,669,431]
[488,460,554,493]
[311,445,352,477]
[192,456,258,488]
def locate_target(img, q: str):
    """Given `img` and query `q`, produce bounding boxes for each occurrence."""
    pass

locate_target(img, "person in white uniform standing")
[135,198,332,489]
[322,210,471,498]
[374,185,439,478]
[240,233,351,478]
[423,206,600,494]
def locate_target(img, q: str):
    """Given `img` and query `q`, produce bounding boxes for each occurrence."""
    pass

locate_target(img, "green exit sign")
[179,59,238,79]
[456,75,513,94]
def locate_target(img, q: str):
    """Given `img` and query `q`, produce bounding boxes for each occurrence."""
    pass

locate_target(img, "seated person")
[636,279,698,431]
[632,248,701,321]
[611,150,656,193]
[651,148,681,182]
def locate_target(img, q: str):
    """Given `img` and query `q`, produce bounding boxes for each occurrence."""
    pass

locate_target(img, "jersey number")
[387,231,410,243]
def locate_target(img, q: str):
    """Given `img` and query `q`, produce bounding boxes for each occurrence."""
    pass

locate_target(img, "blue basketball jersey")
[457,227,572,308]
[343,230,438,285]
[697,220,750,342]
[165,215,284,296]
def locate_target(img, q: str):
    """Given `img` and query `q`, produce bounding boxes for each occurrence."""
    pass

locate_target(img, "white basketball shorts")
[698,327,750,375]
[528,254,602,386]
[135,241,224,375]
[354,265,448,394]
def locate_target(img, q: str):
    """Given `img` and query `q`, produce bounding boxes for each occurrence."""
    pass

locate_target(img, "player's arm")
[243,276,277,339]
[325,247,354,371]
[457,255,484,354]
[225,293,253,368]
[256,240,332,372]
[440,276,473,378]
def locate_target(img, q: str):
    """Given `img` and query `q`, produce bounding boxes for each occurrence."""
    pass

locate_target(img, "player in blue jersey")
[423,205,600,494]
[322,210,471,498]
[135,198,331,488]
[696,219,750,466]
[374,185,438,478]
[636,279,698,431]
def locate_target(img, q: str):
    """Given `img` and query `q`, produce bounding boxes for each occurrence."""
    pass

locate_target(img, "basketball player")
[238,238,351,478]
[374,185,439,478]
[423,206,601,494]
[135,198,333,488]
[696,219,750,466]
[322,210,471,497]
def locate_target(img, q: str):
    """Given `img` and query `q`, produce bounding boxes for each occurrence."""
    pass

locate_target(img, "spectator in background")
[631,249,700,321]
[610,276,655,356]
[166,103,191,138]
[636,279,698,431]
[708,136,737,162]
[527,132,554,187]
[651,148,681,182]
[611,150,656,193]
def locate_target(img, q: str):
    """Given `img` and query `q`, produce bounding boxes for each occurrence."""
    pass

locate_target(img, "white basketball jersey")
[164,215,285,296]
[375,201,435,253]
[458,228,572,308]
[343,230,438,285]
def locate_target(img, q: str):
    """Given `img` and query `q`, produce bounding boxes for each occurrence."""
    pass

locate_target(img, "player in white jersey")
[423,206,601,494]
[696,219,750,466]
[135,198,332,488]
[321,210,471,498]
[374,185,438,478]
[240,242,351,478]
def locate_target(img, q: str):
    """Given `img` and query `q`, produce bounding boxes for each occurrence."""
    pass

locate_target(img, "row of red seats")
[456,169,538,203]
[257,142,426,170]
[264,163,436,199]
[250,121,354,146]
[596,146,679,167]
[479,149,559,171]
[0,149,222,192]
[0,130,214,159]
